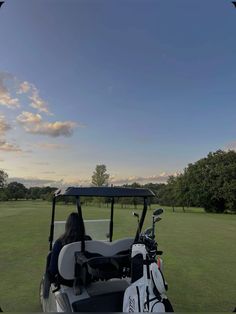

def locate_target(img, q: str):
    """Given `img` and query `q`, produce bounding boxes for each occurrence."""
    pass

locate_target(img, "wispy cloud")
[17,80,52,115]
[33,161,50,165]
[17,111,42,124]
[0,114,11,135]
[17,81,31,94]
[7,175,91,188]
[17,110,78,137]
[36,142,67,150]
[110,172,178,185]
[29,85,52,115]
[1,73,80,139]
[7,177,61,188]
[0,139,22,152]
[225,141,236,151]
[24,120,77,137]
[0,73,20,109]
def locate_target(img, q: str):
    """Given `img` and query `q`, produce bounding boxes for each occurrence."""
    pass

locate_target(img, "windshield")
[53,219,110,242]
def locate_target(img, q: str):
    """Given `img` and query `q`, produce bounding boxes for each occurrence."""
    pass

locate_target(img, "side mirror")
[153,208,163,216]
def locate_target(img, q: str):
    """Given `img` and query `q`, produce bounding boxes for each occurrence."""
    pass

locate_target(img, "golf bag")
[123,243,173,312]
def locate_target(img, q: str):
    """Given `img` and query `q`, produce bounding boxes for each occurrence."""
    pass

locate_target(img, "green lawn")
[0,201,235,312]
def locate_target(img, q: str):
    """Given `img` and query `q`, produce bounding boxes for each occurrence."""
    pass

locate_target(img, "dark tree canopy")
[7,181,27,200]
[91,164,110,186]
[158,150,236,213]
[0,169,8,188]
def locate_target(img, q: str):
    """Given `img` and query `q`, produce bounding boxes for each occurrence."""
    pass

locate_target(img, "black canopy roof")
[54,186,155,198]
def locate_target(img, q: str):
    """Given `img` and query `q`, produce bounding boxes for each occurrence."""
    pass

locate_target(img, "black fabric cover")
[131,253,143,283]
[74,251,130,284]
[72,291,124,312]
[72,279,129,312]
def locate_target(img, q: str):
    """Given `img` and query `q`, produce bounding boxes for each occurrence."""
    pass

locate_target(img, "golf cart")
[39,186,172,312]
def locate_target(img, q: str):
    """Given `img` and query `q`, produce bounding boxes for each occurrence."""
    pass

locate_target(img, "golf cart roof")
[54,186,155,198]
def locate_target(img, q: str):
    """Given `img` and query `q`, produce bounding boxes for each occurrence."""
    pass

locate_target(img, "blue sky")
[0,0,235,187]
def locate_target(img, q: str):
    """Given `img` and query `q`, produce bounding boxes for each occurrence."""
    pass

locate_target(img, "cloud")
[17,81,31,94]
[0,73,52,113]
[16,79,52,115]
[17,111,42,124]
[0,74,20,109]
[225,141,236,151]
[6,175,91,188]
[29,86,52,115]
[110,172,178,185]
[17,110,78,137]
[1,73,81,139]
[7,177,61,188]
[36,142,67,150]
[0,115,11,135]
[33,161,50,165]
[0,139,22,152]
[24,121,77,137]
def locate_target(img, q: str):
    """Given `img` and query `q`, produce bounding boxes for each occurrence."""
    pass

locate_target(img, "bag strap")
[150,270,162,301]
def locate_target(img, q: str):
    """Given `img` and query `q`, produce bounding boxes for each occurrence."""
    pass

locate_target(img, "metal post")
[109,197,114,242]
[76,196,85,252]
[134,197,148,242]
[76,196,81,215]
[49,197,56,250]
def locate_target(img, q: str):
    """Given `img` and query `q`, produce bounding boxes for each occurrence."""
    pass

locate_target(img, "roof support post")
[109,197,115,242]
[49,196,56,250]
[76,196,85,252]
[135,196,148,242]
[76,196,81,215]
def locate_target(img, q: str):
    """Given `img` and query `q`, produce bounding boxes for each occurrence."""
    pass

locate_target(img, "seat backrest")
[58,238,134,280]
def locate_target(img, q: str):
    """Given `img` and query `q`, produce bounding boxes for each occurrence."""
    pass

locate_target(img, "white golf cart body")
[40,186,155,312]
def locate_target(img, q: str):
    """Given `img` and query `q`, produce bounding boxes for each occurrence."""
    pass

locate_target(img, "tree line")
[157,150,236,213]
[0,150,236,213]
[0,178,57,201]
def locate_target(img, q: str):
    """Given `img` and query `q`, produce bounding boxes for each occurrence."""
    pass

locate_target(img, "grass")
[0,201,235,312]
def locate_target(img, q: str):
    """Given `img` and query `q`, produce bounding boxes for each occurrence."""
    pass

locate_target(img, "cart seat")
[58,238,133,280]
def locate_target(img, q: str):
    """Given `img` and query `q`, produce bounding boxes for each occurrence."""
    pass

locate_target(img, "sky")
[0,0,235,187]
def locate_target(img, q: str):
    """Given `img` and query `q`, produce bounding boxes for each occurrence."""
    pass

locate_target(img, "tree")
[91,165,110,186]
[0,189,8,201]
[0,169,8,188]
[182,150,236,212]
[27,187,41,200]
[157,150,236,213]
[164,150,236,213]
[6,181,27,200]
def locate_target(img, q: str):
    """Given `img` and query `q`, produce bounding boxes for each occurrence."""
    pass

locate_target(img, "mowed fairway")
[0,201,235,312]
